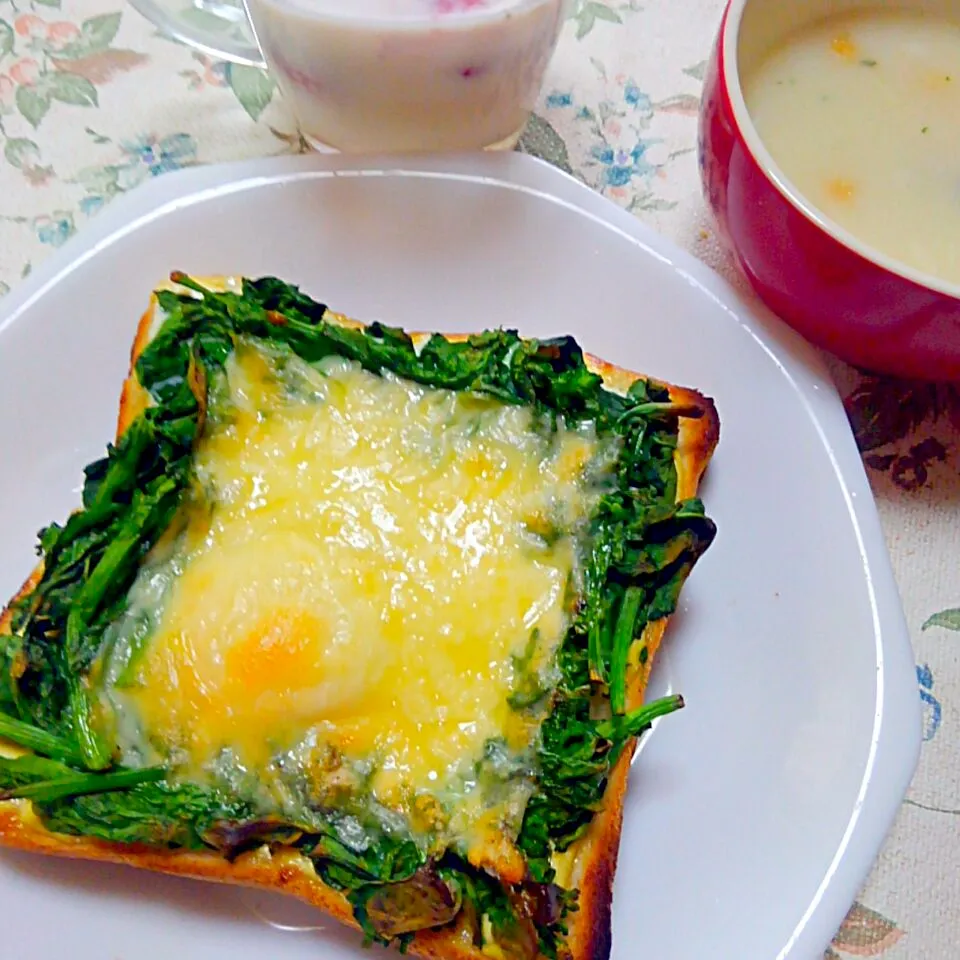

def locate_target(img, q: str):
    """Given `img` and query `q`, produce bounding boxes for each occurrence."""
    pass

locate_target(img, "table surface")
[0,1,957,957]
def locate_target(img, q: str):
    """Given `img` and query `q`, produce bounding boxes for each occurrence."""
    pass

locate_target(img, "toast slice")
[0,275,719,960]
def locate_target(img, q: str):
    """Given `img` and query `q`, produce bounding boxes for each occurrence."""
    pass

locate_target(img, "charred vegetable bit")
[357,866,463,940]
[0,274,716,958]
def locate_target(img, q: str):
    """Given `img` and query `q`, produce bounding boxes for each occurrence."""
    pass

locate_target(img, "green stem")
[619,401,703,425]
[67,676,111,771]
[169,271,211,296]
[0,754,73,784]
[1,765,165,804]
[587,619,606,685]
[609,586,643,715]
[0,713,84,765]
[596,693,685,742]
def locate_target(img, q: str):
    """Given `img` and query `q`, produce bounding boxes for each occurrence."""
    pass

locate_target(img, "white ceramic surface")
[0,153,920,960]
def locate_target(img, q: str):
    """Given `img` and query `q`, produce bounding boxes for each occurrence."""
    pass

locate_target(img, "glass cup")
[130,0,567,153]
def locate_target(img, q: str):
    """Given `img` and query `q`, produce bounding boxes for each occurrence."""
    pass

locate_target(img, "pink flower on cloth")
[8,58,41,87]
[180,53,229,91]
[45,21,82,51]
[12,15,82,53]
[13,14,47,39]
[22,165,54,188]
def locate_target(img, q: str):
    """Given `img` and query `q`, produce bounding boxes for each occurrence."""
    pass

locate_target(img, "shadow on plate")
[0,848,365,950]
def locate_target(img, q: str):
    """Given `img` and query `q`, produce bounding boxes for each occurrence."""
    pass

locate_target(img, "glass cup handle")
[128,0,267,68]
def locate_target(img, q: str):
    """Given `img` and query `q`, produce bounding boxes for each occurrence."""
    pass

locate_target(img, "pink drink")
[248,0,565,152]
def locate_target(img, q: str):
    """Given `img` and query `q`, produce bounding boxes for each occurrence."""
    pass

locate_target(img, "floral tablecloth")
[1,0,957,956]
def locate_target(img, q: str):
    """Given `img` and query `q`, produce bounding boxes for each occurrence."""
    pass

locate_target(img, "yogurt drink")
[247,0,566,152]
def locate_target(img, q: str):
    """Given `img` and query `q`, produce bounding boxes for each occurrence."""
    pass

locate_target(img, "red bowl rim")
[718,0,960,301]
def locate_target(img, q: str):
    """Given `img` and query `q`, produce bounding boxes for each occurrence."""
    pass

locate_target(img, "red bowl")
[698,0,960,381]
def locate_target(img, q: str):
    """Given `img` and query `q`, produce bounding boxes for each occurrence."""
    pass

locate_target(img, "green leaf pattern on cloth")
[4,134,40,166]
[923,609,960,633]
[0,19,14,62]
[0,0,957,957]
[567,0,641,40]
[517,112,573,174]
[226,62,275,121]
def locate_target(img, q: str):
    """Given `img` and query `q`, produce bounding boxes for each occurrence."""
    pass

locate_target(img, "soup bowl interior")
[702,0,960,379]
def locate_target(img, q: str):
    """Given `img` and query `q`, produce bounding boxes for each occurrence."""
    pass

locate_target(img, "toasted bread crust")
[0,278,719,960]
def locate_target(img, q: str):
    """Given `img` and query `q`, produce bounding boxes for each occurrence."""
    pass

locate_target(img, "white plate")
[0,153,919,960]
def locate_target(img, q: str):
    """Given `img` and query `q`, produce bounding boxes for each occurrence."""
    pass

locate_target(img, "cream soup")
[743,9,960,286]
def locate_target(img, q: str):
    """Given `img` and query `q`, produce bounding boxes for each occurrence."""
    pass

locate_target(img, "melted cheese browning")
[103,341,608,833]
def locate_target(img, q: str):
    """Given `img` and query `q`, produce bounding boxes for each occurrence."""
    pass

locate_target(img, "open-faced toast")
[0,275,719,960]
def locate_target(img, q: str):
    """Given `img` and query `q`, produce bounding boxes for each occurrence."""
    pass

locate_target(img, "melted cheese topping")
[102,341,609,836]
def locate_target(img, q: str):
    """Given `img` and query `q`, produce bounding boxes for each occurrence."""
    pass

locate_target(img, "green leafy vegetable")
[40,779,254,849]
